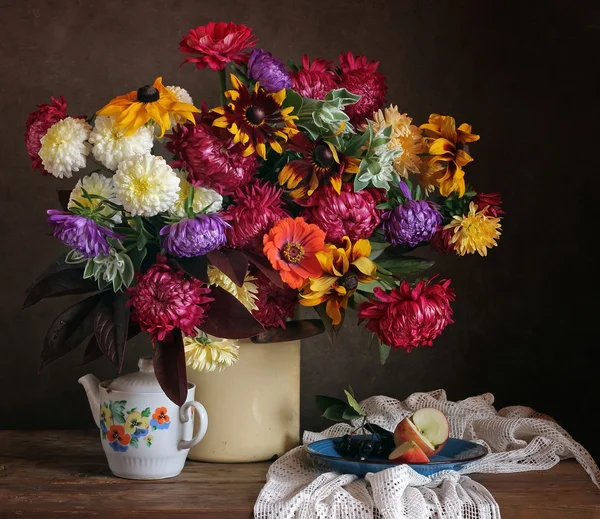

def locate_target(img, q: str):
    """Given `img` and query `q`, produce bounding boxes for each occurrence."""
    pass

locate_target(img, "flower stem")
[218,68,227,106]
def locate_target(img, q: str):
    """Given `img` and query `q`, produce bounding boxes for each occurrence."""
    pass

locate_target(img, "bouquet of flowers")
[24,21,503,405]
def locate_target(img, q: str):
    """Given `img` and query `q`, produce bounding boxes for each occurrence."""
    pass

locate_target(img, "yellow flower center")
[131,176,151,198]
[282,242,305,264]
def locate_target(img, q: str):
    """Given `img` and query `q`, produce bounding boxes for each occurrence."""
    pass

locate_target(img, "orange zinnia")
[300,237,377,325]
[420,114,480,197]
[263,217,325,289]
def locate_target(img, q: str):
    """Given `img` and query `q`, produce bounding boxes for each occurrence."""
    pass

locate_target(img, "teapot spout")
[78,374,101,428]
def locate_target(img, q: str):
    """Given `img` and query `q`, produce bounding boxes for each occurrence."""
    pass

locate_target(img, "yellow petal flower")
[184,334,240,373]
[444,202,502,256]
[207,266,258,312]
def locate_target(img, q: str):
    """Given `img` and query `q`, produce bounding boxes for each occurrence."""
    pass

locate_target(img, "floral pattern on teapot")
[100,401,171,452]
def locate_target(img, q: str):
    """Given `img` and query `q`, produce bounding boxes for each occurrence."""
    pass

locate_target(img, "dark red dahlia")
[338,52,387,126]
[225,180,290,252]
[179,21,257,71]
[252,271,298,329]
[473,192,504,218]
[302,183,381,244]
[430,225,455,254]
[24,96,67,175]
[290,55,340,100]
[166,113,257,195]
[358,279,455,352]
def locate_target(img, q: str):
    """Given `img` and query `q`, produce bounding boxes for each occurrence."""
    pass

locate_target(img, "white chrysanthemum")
[184,334,240,373]
[207,266,258,311]
[166,85,194,129]
[113,154,180,217]
[89,115,154,170]
[68,172,122,224]
[168,169,223,217]
[39,117,91,178]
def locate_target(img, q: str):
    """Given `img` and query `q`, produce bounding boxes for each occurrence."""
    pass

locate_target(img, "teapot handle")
[178,401,208,451]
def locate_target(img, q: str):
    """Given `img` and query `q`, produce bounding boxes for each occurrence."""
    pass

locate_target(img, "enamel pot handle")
[178,400,208,451]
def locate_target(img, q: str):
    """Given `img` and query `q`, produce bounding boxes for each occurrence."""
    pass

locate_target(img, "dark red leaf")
[242,251,284,289]
[82,335,103,365]
[40,293,104,370]
[201,286,264,339]
[57,190,71,211]
[92,291,129,372]
[23,268,98,309]
[153,329,188,407]
[251,319,325,343]
[206,248,249,287]
[172,256,208,282]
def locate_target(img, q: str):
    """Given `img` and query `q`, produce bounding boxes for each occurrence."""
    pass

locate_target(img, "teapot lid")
[106,358,163,393]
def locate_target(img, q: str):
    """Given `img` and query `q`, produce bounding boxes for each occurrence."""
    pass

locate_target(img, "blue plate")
[306,437,488,477]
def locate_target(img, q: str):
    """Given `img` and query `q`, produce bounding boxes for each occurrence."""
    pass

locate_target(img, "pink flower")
[358,278,455,351]
[302,183,381,244]
[24,96,67,175]
[225,180,290,252]
[290,55,340,100]
[338,52,387,126]
[166,113,256,195]
[127,255,213,341]
[179,22,257,71]
[252,271,298,328]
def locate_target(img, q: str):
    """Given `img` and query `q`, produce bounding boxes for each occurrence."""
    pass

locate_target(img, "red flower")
[152,407,170,424]
[166,113,257,195]
[338,52,387,126]
[290,55,340,100]
[179,22,257,71]
[252,271,298,328]
[107,425,130,446]
[302,183,382,244]
[126,255,213,341]
[430,224,455,254]
[24,96,67,175]
[225,180,290,252]
[473,192,504,218]
[358,279,455,351]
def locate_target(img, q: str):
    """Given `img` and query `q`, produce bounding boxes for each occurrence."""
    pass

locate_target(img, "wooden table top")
[0,430,598,518]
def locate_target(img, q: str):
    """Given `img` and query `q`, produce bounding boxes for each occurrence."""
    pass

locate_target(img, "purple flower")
[160,214,230,258]
[247,48,292,92]
[46,210,122,258]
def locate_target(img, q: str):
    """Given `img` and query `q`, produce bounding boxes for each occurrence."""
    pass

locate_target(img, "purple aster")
[47,210,122,258]
[381,182,442,247]
[160,214,230,258]
[247,48,292,92]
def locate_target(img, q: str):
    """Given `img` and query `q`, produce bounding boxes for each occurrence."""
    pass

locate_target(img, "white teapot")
[79,357,208,480]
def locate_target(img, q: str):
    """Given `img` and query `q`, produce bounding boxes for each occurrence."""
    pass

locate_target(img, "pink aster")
[252,271,298,329]
[338,52,387,126]
[358,278,455,351]
[290,55,340,100]
[127,255,213,342]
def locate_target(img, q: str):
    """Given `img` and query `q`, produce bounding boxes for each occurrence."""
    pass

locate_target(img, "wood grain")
[0,431,598,518]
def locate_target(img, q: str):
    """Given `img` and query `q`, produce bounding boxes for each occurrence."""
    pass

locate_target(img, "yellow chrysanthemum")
[444,202,502,256]
[97,77,199,138]
[207,266,258,311]
[369,105,426,178]
[300,237,377,325]
[184,334,240,373]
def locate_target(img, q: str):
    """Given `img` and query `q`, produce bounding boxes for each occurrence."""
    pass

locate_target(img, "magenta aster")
[290,55,340,100]
[338,52,387,126]
[24,96,67,175]
[358,279,455,352]
[166,113,257,194]
[160,214,230,258]
[127,255,213,341]
[252,271,298,328]
[225,180,290,252]
[302,183,381,244]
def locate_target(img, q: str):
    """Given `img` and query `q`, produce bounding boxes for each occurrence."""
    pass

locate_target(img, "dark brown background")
[0,1,598,460]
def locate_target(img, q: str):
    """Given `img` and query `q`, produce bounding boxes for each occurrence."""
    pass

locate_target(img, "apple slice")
[393,417,436,457]
[411,408,449,453]
[388,441,429,464]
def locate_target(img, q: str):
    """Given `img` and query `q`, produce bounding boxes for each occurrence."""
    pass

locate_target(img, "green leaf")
[136,229,147,251]
[101,431,107,440]
[110,400,126,424]
[282,89,303,116]
[375,256,434,276]
[141,407,151,418]
[316,395,347,414]
[379,342,392,365]
[128,246,147,272]
[354,169,371,192]
[313,303,343,345]
[344,389,366,416]
[130,437,139,448]
[121,253,135,287]
[322,404,346,421]
[342,406,362,420]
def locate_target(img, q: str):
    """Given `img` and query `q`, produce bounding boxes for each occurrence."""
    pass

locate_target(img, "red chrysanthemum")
[179,21,257,71]
[430,224,456,254]
[166,113,257,195]
[225,180,290,252]
[358,279,455,351]
[290,55,340,100]
[302,183,382,244]
[473,192,504,218]
[126,255,213,341]
[252,271,298,328]
[24,96,67,175]
[338,52,387,126]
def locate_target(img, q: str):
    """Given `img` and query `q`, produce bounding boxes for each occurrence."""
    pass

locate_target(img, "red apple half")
[393,416,437,457]
[411,408,449,454]
[388,441,430,464]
